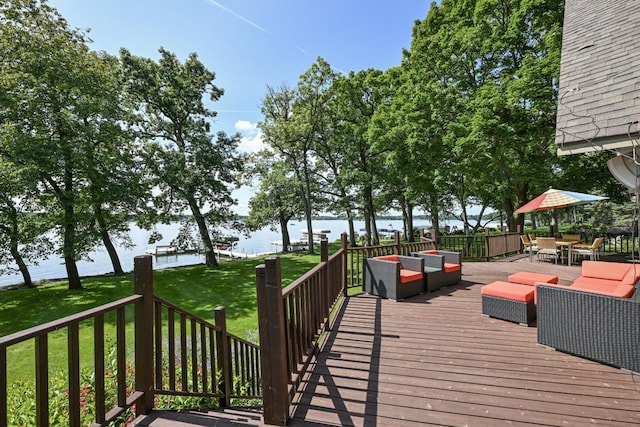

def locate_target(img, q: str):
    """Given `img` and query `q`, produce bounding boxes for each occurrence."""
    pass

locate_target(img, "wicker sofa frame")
[537,283,640,372]
[363,255,425,301]
[411,250,462,290]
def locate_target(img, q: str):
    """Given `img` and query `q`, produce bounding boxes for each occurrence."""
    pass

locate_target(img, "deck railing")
[0,255,260,426]
[346,231,437,289]
[256,236,346,426]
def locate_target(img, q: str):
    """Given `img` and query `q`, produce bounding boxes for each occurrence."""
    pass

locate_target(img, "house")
[555,0,640,190]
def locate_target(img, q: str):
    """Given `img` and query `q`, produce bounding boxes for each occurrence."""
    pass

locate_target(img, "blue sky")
[48,0,432,213]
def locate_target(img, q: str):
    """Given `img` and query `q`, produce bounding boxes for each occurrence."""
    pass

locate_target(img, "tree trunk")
[63,165,82,290]
[279,213,291,253]
[346,211,357,247]
[10,239,33,288]
[364,185,379,245]
[188,197,218,267]
[94,205,124,275]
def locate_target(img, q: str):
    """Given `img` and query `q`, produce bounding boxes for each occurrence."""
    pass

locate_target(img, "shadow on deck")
[134,256,640,426]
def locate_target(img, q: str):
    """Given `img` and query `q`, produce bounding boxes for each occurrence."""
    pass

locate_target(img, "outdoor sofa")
[363,255,424,300]
[411,250,462,291]
[537,261,640,372]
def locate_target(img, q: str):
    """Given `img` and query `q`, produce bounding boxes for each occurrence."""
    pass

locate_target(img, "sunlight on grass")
[0,251,323,380]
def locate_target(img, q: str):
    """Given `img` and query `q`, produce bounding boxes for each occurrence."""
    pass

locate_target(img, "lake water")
[0,218,468,288]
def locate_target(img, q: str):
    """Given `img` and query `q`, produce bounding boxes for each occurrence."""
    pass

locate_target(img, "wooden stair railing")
[0,255,261,427]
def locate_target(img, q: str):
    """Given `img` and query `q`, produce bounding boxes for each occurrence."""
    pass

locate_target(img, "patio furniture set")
[363,250,461,300]
[481,260,640,373]
[523,233,604,265]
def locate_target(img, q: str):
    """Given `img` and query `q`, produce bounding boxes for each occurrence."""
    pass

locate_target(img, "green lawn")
[0,251,324,382]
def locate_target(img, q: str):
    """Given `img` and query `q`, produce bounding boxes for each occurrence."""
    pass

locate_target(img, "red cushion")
[570,277,635,298]
[508,272,558,286]
[481,281,534,302]
[399,269,423,283]
[374,255,400,262]
[581,261,631,281]
[420,250,439,255]
[443,263,460,273]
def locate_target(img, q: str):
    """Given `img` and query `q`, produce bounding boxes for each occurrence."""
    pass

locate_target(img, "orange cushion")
[570,277,636,298]
[581,261,631,281]
[481,281,534,302]
[508,272,558,286]
[374,255,400,262]
[444,263,460,273]
[420,250,439,255]
[399,269,423,283]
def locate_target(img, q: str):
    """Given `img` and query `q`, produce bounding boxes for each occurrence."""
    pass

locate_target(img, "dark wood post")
[215,306,231,407]
[484,227,491,262]
[341,233,348,297]
[320,239,328,262]
[0,347,5,427]
[394,231,401,254]
[256,257,289,426]
[134,255,155,415]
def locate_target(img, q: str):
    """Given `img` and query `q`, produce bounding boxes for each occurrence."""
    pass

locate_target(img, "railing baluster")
[191,319,198,393]
[168,308,176,390]
[0,346,6,427]
[155,301,163,389]
[209,327,216,395]
[116,307,126,408]
[68,322,80,427]
[201,323,208,394]
[94,314,105,425]
[180,314,187,391]
[35,334,48,426]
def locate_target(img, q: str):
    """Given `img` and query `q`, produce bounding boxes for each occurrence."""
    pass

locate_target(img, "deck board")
[134,256,640,426]
[290,257,640,426]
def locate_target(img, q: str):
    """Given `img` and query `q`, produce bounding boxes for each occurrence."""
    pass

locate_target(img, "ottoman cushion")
[481,281,534,302]
[508,272,558,286]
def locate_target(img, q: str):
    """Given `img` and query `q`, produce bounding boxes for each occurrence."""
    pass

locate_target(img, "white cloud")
[235,120,267,153]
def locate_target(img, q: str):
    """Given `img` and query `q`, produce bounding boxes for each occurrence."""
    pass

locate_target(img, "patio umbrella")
[514,188,608,214]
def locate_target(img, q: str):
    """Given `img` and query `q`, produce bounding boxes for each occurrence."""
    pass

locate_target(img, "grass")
[0,250,324,382]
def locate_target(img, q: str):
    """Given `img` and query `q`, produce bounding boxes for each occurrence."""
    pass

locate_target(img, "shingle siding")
[555,0,640,151]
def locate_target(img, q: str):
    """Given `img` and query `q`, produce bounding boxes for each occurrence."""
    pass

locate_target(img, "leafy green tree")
[0,155,53,287]
[326,69,389,245]
[404,0,564,232]
[120,48,244,267]
[244,151,304,252]
[0,0,139,289]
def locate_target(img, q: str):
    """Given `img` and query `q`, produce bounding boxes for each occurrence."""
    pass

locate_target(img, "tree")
[0,155,53,287]
[120,48,244,268]
[244,151,304,252]
[0,0,136,289]
[404,0,565,232]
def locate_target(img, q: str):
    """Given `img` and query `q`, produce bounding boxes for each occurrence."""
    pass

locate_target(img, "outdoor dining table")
[556,240,579,266]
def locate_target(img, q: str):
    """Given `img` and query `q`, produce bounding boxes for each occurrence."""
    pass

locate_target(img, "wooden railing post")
[320,239,328,262]
[485,227,491,262]
[134,255,154,416]
[341,233,348,297]
[394,230,401,254]
[256,257,289,426]
[215,306,232,407]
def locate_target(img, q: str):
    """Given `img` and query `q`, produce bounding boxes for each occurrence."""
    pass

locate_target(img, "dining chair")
[521,234,538,254]
[572,237,604,262]
[536,237,561,263]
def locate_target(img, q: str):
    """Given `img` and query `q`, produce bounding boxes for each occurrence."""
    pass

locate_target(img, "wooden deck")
[134,256,640,426]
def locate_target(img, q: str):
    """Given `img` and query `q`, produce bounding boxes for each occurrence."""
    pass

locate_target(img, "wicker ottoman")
[481,281,536,326]
[507,272,558,286]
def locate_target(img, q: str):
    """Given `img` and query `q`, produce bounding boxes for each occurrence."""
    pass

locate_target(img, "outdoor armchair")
[363,255,425,301]
[412,250,462,289]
